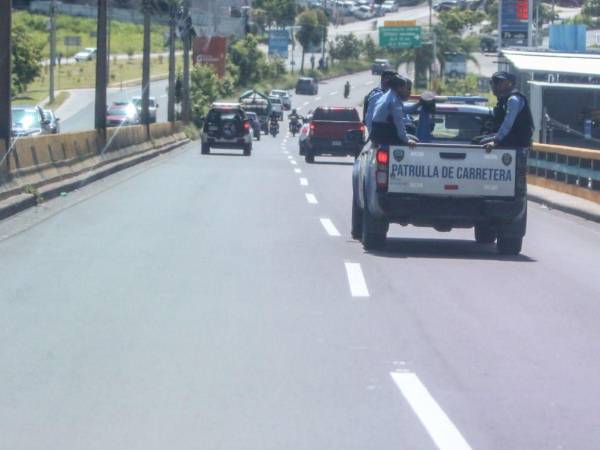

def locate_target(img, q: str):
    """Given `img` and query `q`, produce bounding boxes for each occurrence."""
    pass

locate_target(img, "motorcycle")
[289,118,301,136]
[269,121,279,137]
[344,82,350,99]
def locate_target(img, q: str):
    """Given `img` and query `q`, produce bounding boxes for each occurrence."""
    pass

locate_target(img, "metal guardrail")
[529,143,600,196]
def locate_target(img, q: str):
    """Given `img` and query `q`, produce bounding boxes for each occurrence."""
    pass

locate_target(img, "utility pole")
[49,0,57,104]
[167,2,177,124]
[0,0,12,165]
[527,0,534,47]
[321,0,327,69]
[141,0,151,126]
[181,0,191,124]
[95,0,108,133]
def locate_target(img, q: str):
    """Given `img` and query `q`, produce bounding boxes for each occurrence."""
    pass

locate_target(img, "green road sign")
[379,26,422,49]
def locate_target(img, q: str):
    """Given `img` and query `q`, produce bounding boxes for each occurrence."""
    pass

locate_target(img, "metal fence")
[529,143,600,201]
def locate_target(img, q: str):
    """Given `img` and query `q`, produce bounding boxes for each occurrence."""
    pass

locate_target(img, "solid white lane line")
[329,91,338,96]
[305,193,318,204]
[320,218,340,237]
[290,160,297,165]
[294,168,302,173]
[299,177,308,186]
[390,372,472,450]
[344,263,369,297]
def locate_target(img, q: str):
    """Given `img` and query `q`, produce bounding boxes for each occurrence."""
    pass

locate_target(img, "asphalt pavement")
[2,70,600,450]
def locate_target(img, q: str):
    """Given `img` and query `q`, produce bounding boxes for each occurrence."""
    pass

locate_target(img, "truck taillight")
[243,121,250,133]
[376,147,388,192]
[359,124,365,135]
[309,123,316,136]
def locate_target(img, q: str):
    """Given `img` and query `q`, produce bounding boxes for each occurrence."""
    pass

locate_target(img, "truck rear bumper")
[308,142,361,157]
[377,193,526,228]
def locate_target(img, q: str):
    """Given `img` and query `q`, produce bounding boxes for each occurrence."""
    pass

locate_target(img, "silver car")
[269,90,292,110]
[11,106,50,137]
[131,96,158,123]
[43,109,60,134]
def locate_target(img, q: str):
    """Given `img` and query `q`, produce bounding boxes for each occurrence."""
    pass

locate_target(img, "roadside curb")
[0,137,190,221]
[527,191,600,224]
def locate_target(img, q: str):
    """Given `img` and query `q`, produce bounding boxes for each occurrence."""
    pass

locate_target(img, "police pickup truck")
[352,94,527,255]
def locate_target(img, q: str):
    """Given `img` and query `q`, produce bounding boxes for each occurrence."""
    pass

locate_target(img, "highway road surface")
[2,71,600,450]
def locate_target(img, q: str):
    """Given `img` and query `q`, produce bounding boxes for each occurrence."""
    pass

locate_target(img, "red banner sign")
[192,36,227,78]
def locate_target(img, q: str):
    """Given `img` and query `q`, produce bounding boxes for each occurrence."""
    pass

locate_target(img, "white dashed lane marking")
[329,91,338,96]
[365,80,374,86]
[294,168,302,173]
[299,177,308,186]
[303,101,309,106]
[320,218,340,237]
[344,262,369,297]
[305,193,318,204]
[290,160,297,165]
[315,96,322,101]
[390,372,472,450]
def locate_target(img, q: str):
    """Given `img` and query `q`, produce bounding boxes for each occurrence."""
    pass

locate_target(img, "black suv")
[295,77,319,95]
[201,103,253,156]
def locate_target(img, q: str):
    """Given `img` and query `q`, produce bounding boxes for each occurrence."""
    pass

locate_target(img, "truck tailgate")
[312,121,360,140]
[387,144,516,197]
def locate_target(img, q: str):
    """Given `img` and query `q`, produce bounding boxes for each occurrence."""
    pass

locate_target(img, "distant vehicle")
[352,94,527,255]
[372,58,392,75]
[240,90,272,133]
[381,0,399,13]
[11,106,50,137]
[268,96,284,120]
[202,102,252,156]
[340,1,357,15]
[245,111,262,140]
[300,106,365,163]
[480,35,498,53]
[444,52,467,79]
[353,5,375,19]
[73,47,97,62]
[269,90,292,110]
[433,0,462,11]
[296,77,319,95]
[106,103,139,126]
[130,96,158,123]
[43,109,60,134]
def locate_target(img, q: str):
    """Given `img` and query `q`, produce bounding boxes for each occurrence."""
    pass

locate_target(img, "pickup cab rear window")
[313,108,360,121]
[421,112,494,142]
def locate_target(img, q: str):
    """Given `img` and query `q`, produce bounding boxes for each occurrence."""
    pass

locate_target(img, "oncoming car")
[353,94,527,255]
[106,102,140,127]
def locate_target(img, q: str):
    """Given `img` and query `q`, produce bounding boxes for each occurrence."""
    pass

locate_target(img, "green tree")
[295,10,320,73]
[229,34,267,85]
[329,33,362,62]
[11,24,43,94]
[190,64,221,128]
[583,0,600,16]
[364,35,378,61]
[254,0,297,27]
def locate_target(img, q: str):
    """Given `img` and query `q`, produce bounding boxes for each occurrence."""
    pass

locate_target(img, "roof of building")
[502,49,600,76]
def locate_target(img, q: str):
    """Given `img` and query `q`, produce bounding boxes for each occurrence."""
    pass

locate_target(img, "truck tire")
[305,150,315,163]
[497,235,522,255]
[475,225,496,244]
[201,143,210,154]
[361,203,388,250]
[243,145,252,156]
[351,195,363,240]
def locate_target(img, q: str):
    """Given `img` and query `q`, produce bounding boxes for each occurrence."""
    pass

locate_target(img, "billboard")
[500,0,529,46]
[268,29,289,58]
[192,36,228,78]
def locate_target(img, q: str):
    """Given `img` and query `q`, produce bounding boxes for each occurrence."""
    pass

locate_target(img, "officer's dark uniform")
[369,75,410,146]
[493,89,534,147]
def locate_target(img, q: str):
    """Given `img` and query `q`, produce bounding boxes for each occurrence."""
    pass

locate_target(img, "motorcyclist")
[269,112,279,135]
[288,109,301,133]
[344,81,351,99]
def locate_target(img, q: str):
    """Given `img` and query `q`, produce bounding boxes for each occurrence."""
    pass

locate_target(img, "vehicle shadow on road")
[310,161,354,166]
[369,237,536,262]
[205,152,246,157]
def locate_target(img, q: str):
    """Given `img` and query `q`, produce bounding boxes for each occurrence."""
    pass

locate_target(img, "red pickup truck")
[299,107,365,163]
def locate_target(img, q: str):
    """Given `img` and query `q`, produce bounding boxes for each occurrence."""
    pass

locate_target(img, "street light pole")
[0,0,13,164]
[49,0,56,104]
[94,0,108,133]
[321,0,327,69]
[181,0,191,124]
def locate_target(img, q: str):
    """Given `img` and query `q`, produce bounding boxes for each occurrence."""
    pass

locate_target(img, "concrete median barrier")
[0,122,189,219]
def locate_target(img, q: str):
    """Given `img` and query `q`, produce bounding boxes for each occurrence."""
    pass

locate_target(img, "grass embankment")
[14,11,170,59]
[13,56,177,107]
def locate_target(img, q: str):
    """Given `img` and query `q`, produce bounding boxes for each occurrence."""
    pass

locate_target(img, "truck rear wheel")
[351,195,363,240]
[305,150,314,163]
[361,204,387,250]
[475,225,496,244]
[201,143,210,154]
[497,235,522,255]
[243,145,252,156]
